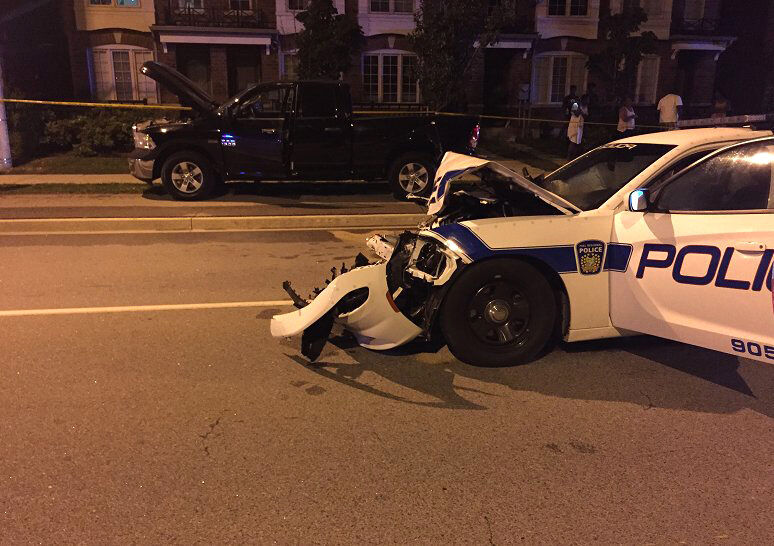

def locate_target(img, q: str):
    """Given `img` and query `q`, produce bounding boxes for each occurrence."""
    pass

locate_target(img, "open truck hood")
[140,61,219,115]
[427,152,581,216]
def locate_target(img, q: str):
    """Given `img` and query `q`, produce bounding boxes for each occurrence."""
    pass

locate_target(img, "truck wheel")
[388,154,436,200]
[161,151,217,201]
[440,259,557,367]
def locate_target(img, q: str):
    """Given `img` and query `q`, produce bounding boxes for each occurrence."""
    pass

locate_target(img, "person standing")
[567,102,585,160]
[563,85,579,118]
[617,96,636,137]
[711,93,730,119]
[657,90,683,129]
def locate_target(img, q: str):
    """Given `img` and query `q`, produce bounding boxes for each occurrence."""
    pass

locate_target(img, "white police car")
[272,127,774,366]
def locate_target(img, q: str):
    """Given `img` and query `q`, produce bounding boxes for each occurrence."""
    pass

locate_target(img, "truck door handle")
[261,128,277,134]
[735,242,767,253]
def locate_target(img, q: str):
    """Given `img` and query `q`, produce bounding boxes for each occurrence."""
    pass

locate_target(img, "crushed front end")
[270,230,464,361]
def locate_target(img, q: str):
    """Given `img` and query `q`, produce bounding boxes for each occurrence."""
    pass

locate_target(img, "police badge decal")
[576,240,605,275]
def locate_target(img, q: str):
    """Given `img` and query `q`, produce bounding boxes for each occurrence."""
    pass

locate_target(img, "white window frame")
[531,52,588,106]
[368,0,415,14]
[547,0,589,17]
[280,50,300,80]
[635,54,660,105]
[287,0,311,11]
[361,50,420,104]
[88,45,158,103]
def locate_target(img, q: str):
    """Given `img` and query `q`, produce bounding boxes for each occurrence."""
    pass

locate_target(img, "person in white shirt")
[657,91,683,129]
[567,101,584,160]
[617,96,636,137]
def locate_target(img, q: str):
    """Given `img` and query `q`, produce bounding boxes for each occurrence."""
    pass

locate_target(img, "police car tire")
[161,151,216,201]
[388,154,436,200]
[440,259,557,367]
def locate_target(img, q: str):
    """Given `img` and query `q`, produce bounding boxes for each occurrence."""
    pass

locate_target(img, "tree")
[295,0,364,80]
[587,5,657,101]
[410,0,517,110]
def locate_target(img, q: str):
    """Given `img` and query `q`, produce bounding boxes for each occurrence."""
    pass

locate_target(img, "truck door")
[290,83,351,178]
[610,140,774,363]
[222,85,290,178]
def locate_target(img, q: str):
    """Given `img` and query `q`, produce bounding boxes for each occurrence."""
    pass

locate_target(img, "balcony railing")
[671,17,720,35]
[162,2,270,28]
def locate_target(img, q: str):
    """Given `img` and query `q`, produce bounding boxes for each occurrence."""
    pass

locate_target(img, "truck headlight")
[133,131,155,150]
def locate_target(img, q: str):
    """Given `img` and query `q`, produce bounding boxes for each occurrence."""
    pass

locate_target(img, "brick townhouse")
[39,0,738,116]
[152,0,279,103]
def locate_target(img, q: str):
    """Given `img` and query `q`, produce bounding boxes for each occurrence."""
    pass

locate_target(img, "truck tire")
[161,151,217,201]
[439,259,557,367]
[388,153,436,200]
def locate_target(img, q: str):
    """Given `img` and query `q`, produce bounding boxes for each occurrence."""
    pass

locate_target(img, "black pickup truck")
[129,62,480,200]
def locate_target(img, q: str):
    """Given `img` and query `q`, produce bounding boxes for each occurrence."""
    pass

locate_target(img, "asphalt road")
[1,229,772,544]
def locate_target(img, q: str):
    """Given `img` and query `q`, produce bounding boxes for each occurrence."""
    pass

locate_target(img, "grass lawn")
[1,154,128,175]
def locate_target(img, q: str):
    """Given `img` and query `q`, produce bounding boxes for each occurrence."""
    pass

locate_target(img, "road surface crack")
[199,410,229,458]
[484,515,495,546]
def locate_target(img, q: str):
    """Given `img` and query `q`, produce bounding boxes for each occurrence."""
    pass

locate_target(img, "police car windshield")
[541,144,676,210]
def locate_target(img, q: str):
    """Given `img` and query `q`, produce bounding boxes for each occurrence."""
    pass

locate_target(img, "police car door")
[610,139,774,363]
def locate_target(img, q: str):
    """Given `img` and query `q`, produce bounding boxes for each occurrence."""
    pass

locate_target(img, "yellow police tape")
[0,98,191,110]
[0,97,667,129]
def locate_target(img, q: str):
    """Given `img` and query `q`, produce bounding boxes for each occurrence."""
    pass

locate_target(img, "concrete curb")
[0,213,428,234]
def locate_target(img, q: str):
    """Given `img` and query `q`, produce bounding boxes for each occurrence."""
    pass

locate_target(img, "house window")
[179,0,204,9]
[370,1,413,13]
[287,0,310,10]
[362,53,419,103]
[89,0,113,5]
[636,55,659,104]
[548,0,588,16]
[229,0,251,10]
[116,0,140,6]
[683,0,705,20]
[569,0,588,16]
[532,54,587,105]
[90,47,157,103]
[283,53,299,80]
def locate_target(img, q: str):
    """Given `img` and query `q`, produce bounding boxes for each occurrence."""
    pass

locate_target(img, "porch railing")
[163,2,269,28]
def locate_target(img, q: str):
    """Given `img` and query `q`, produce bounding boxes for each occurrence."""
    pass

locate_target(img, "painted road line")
[0,300,294,318]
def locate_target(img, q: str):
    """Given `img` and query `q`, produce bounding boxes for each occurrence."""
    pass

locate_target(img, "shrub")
[43,109,143,156]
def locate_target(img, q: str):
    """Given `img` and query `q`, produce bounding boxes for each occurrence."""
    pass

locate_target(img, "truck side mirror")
[629,188,650,212]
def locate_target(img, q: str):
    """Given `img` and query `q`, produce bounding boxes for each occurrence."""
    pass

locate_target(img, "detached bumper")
[128,158,155,182]
[271,262,422,351]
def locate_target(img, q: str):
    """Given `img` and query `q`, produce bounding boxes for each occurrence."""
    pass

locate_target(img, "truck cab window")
[298,83,338,118]
[236,87,287,119]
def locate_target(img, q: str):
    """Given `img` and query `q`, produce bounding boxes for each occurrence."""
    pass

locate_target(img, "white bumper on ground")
[270,262,422,351]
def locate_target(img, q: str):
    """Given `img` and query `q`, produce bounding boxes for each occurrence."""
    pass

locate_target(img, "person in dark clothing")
[563,85,579,118]
[581,82,599,118]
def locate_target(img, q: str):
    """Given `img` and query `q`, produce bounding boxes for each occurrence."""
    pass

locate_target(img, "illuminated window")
[371,1,413,13]
[532,54,587,105]
[90,47,157,103]
[362,53,419,103]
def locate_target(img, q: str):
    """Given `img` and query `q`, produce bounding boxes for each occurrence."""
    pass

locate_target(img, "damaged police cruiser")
[271,127,774,367]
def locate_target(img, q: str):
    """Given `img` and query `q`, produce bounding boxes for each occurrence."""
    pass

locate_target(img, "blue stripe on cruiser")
[432,224,578,274]
[604,243,634,272]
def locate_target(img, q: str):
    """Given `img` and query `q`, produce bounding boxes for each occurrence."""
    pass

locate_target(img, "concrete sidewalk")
[0,173,140,185]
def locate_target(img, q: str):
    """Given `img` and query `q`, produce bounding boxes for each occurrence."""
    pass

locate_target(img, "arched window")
[89,45,157,102]
[531,52,587,105]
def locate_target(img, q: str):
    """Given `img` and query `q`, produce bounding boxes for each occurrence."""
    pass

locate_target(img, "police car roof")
[613,127,773,148]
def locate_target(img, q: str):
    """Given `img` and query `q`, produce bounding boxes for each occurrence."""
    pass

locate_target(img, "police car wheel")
[440,259,557,367]
[388,154,436,200]
[161,151,216,201]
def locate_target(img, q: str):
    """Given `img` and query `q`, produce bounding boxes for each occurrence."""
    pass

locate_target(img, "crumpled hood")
[427,152,581,216]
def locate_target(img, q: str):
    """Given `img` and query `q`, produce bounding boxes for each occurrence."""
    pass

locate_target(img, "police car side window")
[654,143,774,212]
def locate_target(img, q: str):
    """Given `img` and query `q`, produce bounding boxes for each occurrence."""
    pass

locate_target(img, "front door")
[290,82,351,178]
[222,84,290,179]
[611,140,774,363]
